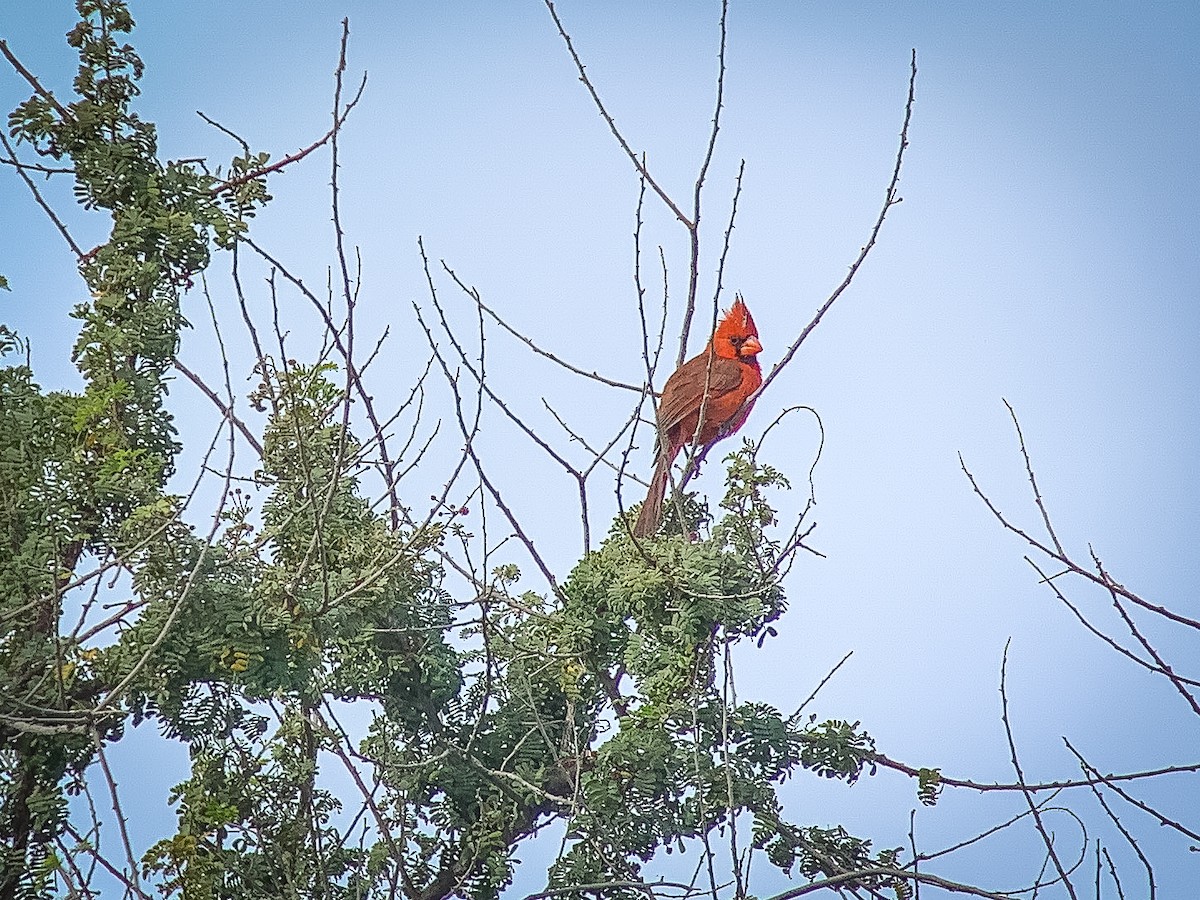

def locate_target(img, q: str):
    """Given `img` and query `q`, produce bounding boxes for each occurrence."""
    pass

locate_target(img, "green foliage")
[0,354,108,898]
[7,0,270,479]
[1,4,912,899]
[1,1,274,893]
[917,766,942,806]
[796,718,877,784]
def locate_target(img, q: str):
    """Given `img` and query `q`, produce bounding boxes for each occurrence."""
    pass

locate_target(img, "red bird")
[633,296,763,538]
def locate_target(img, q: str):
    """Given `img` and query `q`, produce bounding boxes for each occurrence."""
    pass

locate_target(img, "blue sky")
[3,1,1199,895]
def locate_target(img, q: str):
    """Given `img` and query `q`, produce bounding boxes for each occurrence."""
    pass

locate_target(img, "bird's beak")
[742,335,763,356]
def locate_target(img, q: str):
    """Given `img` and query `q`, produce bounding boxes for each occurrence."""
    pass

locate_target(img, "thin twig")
[1092,547,1200,717]
[1064,738,1200,844]
[543,1,691,228]
[413,272,563,600]
[209,74,366,196]
[0,38,74,121]
[754,49,917,402]
[789,651,853,720]
[0,157,73,174]
[871,752,1200,795]
[677,0,732,363]
[762,867,1011,900]
[960,452,1200,632]
[174,357,264,456]
[999,639,1080,900]
[465,285,644,392]
[93,734,151,899]
[1004,398,1065,556]
[1063,741,1155,900]
[1025,556,1200,688]
[0,130,84,259]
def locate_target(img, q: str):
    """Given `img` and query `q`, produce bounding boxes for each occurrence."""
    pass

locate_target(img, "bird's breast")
[665,358,760,450]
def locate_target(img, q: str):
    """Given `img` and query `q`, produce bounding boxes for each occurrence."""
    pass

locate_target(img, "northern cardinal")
[632,296,763,538]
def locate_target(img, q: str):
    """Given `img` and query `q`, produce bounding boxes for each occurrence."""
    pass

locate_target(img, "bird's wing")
[655,353,745,435]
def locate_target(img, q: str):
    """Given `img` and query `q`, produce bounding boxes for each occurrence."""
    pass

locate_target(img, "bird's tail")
[632,453,671,538]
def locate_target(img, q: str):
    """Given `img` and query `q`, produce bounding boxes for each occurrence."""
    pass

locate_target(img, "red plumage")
[633,296,763,538]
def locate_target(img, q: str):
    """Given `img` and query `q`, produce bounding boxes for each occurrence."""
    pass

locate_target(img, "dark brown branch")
[432,268,582,477]
[0,130,84,259]
[62,822,139,894]
[999,640,1080,900]
[789,651,853,720]
[873,750,1200,795]
[755,49,917,402]
[93,734,151,899]
[915,792,1064,867]
[209,24,365,197]
[522,880,699,900]
[763,867,1011,900]
[0,38,74,122]
[0,157,73,174]
[173,358,264,456]
[543,1,692,228]
[1101,846,1130,900]
[195,110,249,157]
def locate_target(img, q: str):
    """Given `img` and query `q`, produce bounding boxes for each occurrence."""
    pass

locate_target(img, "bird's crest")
[716,294,757,340]
[712,294,761,359]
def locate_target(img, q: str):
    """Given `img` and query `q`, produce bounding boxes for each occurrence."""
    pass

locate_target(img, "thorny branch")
[208,21,366,197]
[1000,641,1082,900]
[960,444,1200,634]
[754,48,917,404]
[945,402,1199,892]
[542,1,692,229]
[873,751,1200,796]
[10,3,1195,898]
[0,38,74,121]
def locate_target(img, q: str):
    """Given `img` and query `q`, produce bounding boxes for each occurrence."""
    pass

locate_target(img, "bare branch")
[873,750,1200,795]
[1063,741,1156,900]
[0,38,74,122]
[0,130,84,259]
[1091,547,1200,717]
[543,1,692,228]
[789,651,853,720]
[999,640,1080,900]
[0,156,72,174]
[173,357,265,456]
[1025,556,1200,688]
[1003,398,1065,556]
[463,281,645,393]
[755,49,917,402]
[960,451,1200,632]
[93,734,151,899]
[1064,737,1200,845]
[413,260,563,600]
[209,22,366,197]
[763,867,1011,900]
[677,0,732,362]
